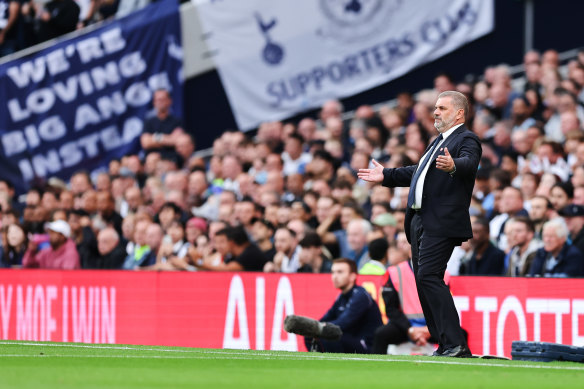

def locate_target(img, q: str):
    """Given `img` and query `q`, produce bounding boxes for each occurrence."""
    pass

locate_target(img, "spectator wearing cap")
[186,217,207,246]
[528,218,584,277]
[297,232,332,273]
[23,220,80,269]
[372,213,398,244]
[359,238,389,275]
[559,204,584,254]
[251,218,276,262]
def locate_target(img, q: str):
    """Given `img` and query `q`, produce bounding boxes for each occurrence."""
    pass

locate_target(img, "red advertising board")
[1,270,583,358]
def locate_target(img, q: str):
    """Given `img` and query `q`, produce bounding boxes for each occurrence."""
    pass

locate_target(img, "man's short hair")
[251,218,275,233]
[532,195,554,210]
[276,226,297,239]
[299,232,322,248]
[511,216,535,233]
[332,258,358,274]
[472,216,490,232]
[438,90,469,120]
[224,225,250,246]
[368,238,389,261]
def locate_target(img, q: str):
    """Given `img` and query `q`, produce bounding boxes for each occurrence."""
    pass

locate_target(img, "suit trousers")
[410,212,468,350]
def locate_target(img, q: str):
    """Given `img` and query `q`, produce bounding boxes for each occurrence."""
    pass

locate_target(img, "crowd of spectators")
[1,48,584,279]
[0,0,155,57]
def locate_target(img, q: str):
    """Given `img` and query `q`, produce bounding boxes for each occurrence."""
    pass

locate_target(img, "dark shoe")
[432,345,444,356]
[439,345,472,358]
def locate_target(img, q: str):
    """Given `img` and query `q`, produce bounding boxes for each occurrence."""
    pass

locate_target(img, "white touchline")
[1,342,583,371]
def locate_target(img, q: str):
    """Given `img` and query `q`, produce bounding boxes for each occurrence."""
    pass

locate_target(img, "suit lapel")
[430,125,467,165]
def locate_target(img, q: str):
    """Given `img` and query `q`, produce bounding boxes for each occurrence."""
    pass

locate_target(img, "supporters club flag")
[194,0,494,131]
[0,0,183,194]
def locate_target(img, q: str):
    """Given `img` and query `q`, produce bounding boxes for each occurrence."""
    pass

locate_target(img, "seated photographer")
[372,249,449,354]
[304,258,382,354]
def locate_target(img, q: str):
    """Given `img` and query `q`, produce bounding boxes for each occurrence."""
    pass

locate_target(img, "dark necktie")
[407,134,443,209]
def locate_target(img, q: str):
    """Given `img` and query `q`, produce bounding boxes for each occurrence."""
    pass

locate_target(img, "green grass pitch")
[1,341,583,388]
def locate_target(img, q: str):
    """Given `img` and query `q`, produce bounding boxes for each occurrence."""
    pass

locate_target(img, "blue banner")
[0,0,183,194]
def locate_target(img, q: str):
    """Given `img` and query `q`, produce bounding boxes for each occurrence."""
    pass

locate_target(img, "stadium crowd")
[1,48,584,280]
[0,0,157,57]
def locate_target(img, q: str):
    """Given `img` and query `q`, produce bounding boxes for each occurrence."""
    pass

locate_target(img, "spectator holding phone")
[22,220,80,269]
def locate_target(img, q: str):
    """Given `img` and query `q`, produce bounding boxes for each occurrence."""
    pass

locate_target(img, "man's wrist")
[449,163,457,176]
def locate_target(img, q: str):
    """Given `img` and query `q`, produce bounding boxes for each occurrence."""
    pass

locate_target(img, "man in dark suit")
[358,91,481,357]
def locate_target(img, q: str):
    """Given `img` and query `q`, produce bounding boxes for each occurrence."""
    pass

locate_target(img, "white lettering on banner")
[0,285,115,343]
[15,285,56,341]
[16,285,33,340]
[196,0,495,130]
[256,277,265,350]
[46,286,58,341]
[5,27,126,88]
[573,300,584,347]
[6,52,148,123]
[1,285,13,339]
[71,286,115,343]
[526,298,570,344]
[270,276,296,351]
[223,275,297,351]
[456,295,584,356]
[223,275,250,349]
[70,286,116,344]
[453,296,469,322]
[100,287,116,343]
[475,297,497,356]
[496,297,527,356]
[62,286,68,342]
[17,117,143,181]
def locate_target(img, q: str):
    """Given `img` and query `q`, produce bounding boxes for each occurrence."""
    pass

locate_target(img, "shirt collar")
[440,123,464,141]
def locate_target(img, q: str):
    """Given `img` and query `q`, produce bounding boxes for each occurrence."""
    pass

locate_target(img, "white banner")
[194,0,494,130]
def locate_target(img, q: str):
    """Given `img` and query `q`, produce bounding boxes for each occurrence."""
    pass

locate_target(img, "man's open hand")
[357,159,384,183]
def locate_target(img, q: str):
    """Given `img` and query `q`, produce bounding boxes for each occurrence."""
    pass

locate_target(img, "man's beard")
[434,116,454,131]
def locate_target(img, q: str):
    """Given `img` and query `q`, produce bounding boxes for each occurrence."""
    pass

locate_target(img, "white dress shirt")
[413,123,463,209]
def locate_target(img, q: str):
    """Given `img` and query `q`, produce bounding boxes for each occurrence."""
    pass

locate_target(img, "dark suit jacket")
[382,125,482,243]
